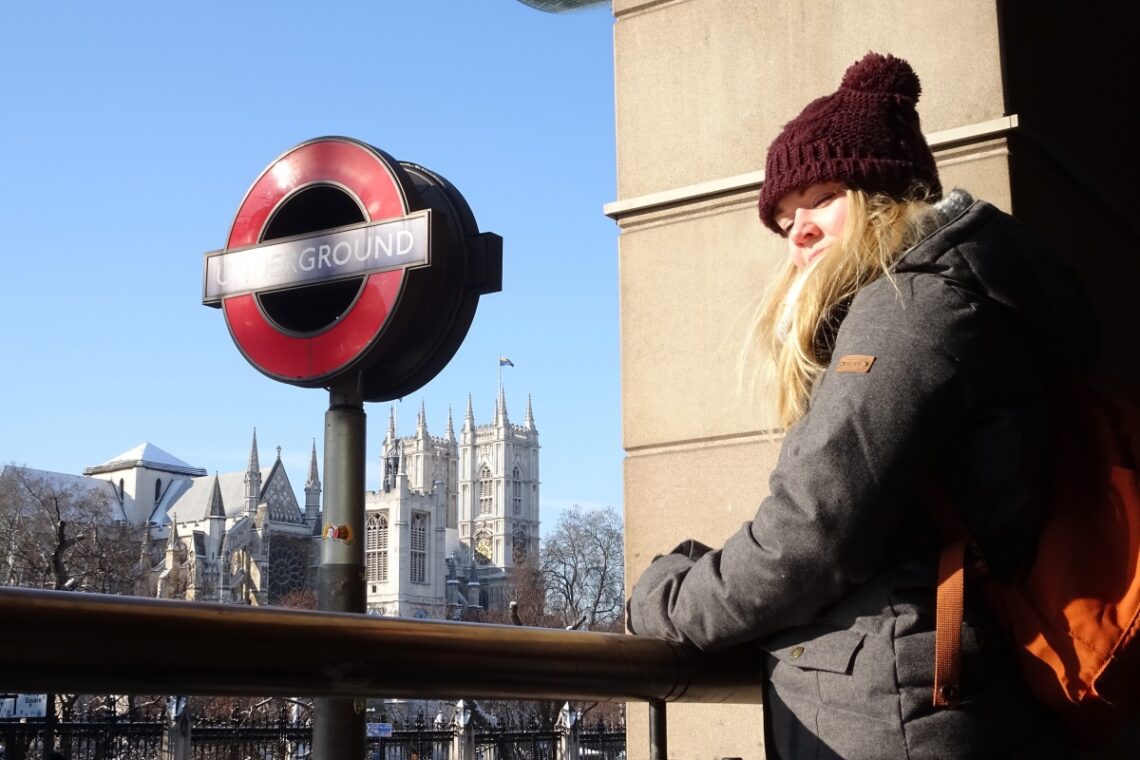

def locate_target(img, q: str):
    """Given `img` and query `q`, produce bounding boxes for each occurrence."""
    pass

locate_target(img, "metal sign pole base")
[314,377,367,759]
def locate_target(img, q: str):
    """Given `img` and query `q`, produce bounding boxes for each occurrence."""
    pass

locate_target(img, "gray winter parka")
[627,191,1096,759]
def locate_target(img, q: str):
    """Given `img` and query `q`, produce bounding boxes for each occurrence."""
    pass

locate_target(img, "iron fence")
[0,714,624,760]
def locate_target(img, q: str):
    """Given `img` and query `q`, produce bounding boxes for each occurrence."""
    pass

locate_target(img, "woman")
[626,52,1095,759]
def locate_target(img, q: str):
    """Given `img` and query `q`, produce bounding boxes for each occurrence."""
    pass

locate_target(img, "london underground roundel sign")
[203,136,502,402]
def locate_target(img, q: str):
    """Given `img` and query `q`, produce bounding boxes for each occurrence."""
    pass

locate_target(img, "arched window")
[512,466,522,516]
[366,512,388,582]
[411,512,428,584]
[154,478,163,505]
[512,529,528,565]
[479,465,493,515]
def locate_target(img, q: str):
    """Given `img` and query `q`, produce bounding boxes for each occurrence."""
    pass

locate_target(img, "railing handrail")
[0,587,762,705]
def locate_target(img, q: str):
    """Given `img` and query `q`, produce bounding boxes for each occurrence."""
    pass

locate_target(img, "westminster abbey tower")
[364,389,541,619]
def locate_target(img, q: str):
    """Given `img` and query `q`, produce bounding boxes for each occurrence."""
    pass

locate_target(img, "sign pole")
[313,373,367,760]
[205,135,501,757]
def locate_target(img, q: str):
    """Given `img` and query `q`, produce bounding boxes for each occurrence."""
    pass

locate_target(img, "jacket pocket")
[765,627,866,674]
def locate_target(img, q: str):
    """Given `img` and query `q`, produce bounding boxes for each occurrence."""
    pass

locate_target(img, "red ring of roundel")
[222,138,408,383]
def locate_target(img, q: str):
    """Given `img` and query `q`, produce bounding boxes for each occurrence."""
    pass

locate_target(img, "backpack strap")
[934,540,967,707]
[927,488,990,709]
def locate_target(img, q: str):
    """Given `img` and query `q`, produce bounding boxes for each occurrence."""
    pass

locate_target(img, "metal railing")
[0,588,762,759]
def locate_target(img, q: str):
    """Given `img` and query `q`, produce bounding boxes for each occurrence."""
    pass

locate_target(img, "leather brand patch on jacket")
[837,354,876,373]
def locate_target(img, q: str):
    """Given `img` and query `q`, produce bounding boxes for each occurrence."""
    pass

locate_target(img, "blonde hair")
[743,188,940,428]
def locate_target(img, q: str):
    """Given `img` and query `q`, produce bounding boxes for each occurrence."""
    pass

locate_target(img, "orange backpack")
[931,384,1140,748]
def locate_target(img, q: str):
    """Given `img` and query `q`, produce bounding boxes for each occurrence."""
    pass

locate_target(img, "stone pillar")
[609,1,1130,757]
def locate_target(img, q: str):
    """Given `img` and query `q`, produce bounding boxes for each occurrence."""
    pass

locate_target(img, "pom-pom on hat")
[757,52,942,235]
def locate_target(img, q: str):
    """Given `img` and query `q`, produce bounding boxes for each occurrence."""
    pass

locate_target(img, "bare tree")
[0,465,145,594]
[445,508,628,732]
[540,504,625,631]
[275,587,318,610]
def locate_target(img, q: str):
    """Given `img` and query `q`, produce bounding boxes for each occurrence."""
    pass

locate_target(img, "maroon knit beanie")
[757,51,942,235]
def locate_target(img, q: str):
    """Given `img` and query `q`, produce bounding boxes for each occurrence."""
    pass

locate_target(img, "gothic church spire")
[244,429,262,516]
[305,439,321,528]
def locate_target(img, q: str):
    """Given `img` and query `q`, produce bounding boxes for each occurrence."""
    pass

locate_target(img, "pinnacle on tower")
[306,439,320,488]
[525,393,536,431]
[447,405,455,440]
[139,522,153,562]
[305,438,322,525]
[496,384,509,426]
[247,429,260,472]
[244,429,262,516]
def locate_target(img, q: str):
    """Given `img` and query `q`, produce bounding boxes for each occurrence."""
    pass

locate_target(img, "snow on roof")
[83,442,206,477]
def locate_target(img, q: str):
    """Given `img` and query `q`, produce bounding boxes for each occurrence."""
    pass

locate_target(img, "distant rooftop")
[83,442,207,478]
[515,0,608,12]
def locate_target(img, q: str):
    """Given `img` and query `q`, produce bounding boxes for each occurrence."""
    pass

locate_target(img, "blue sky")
[0,1,621,531]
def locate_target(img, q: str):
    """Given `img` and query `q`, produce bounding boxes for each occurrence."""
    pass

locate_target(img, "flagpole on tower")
[498,356,514,399]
